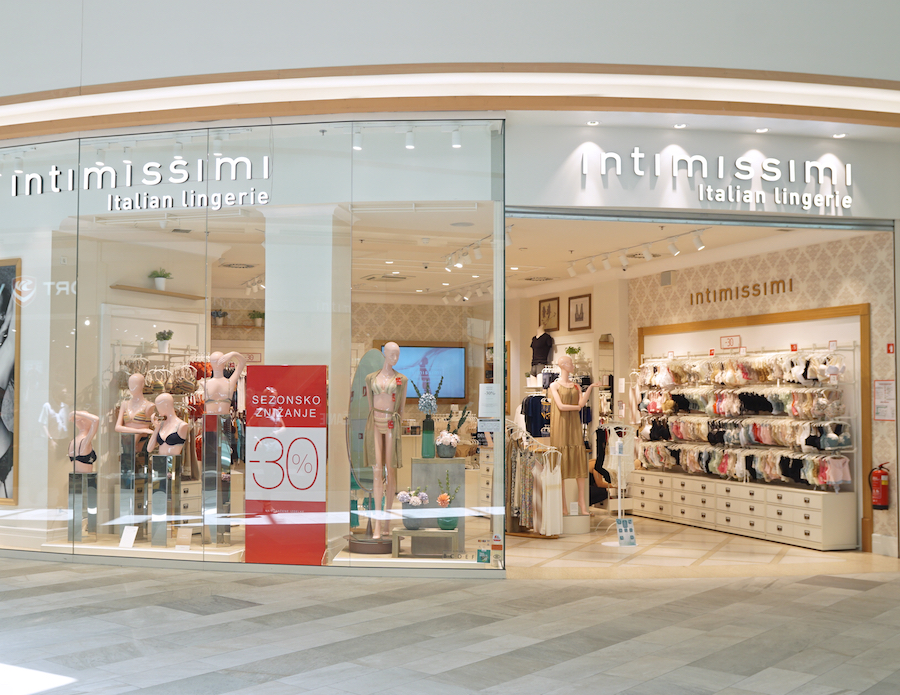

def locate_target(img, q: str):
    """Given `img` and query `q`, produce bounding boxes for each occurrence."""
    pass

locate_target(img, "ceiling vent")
[362,274,410,282]
[221,262,257,269]
[170,228,191,234]
[523,276,556,282]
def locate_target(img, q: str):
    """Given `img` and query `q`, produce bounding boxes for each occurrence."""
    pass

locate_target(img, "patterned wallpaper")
[209,297,265,343]
[628,233,898,540]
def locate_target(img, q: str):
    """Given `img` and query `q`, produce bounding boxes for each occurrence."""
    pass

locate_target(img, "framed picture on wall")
[568,294,592,332]
[538,297,560,332]
[0,259,21,505]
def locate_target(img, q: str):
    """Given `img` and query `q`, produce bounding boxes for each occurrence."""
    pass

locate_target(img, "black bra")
[69,450,97,465]
[157,430,186,447]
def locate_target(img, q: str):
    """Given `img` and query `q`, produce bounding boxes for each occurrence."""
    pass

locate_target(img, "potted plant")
[436,470,461,530]
[435,430,460,458]
[248,310,265,327]
[149,268,172,291]
[155,329,173,354]
[411,376,442,458]
[211,309,228,326]
[396,487,428,530]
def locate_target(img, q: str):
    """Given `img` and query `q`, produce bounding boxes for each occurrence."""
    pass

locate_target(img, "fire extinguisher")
[870,463,890,510]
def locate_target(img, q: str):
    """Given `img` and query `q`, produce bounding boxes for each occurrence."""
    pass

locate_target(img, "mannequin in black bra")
[148,393,190,456]
[69,411,100,473]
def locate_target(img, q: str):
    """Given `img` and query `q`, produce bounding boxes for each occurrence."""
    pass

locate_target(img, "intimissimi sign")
[9,155,270,211]
[690,278,794,306]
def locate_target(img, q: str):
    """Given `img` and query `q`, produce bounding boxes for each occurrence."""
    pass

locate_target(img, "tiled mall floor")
[505,515,900,579]
[4,555,900,694]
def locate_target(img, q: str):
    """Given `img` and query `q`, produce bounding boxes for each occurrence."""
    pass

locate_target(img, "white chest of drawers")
[629,470,857,551]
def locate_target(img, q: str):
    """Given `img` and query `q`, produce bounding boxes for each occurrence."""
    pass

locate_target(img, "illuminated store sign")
[582,147,852,214]
[9,155,270,211]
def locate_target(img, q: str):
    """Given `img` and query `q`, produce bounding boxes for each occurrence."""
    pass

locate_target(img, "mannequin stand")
[202,414,231,546]
[119,434,148,539]
[150,454,177,547]
[68,473,97,542]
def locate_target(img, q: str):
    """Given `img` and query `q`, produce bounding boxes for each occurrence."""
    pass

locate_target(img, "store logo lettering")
[10,155,271,212]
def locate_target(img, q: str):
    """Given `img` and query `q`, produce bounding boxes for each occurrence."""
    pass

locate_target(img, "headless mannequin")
[205,351,247,415]
[530,322,554,377]
[69,411,100,473]
[368,342,406,539]
[548,355,601,515]
[115,374,157,447]
[148,393,190,456]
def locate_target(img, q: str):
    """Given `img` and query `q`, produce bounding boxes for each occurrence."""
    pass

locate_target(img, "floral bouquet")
[411,376,443,415]
[396,486,428,506]
[437,470,460,508]
[435,430,460,447]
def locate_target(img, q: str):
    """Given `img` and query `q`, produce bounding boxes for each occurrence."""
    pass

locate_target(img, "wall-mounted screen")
[377,343,466,399]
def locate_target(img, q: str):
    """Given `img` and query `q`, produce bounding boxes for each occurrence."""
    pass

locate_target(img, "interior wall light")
[473,243,482,260]
[405,129,415,149]
[453,253,463,268]
[451,128,461,149]
[755,128,769,134]
[352,130,363,151]
[693,231,706,251]
[259,282,265,289]
[833,133,847,139]
[619,253,629,269]
[586,258,597,274]
[212,138,223,156]
[567,262,577,278]
[601,255,612,271]
[667,240,681,257]
[462,293,469,301]
[586,120,600,126]
[642,244,654,261]
[673,124,687,129]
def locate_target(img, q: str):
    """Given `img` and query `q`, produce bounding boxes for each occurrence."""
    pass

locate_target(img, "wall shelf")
[212,324,264,329]
[109,284,205,301]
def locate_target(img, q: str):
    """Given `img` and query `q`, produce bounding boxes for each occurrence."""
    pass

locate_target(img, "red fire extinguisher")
[870,463,890,510]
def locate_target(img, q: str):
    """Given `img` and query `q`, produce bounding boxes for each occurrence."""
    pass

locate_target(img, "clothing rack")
[505,418,561,539]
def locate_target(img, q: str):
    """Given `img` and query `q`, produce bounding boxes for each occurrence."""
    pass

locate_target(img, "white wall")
[4,1,899,99]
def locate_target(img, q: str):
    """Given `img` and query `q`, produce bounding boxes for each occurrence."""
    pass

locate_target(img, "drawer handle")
[680,509,686,515]
[680,495,686,501]
[701,498,707,504]
[659,505,664,511]
[804,514,810,520]
[183,503,189,510]
[680,481,685,487]
[777,510,783,516]
[777,494,783,500]
[749,505,755,512]
[725,516,731,522]
[725,502,731,508]
[659,492,664,498]
[658,479,664,485]
[804,530,811,537]
[804,497,810,504]
[701,512,706,518]
[640,476,645,482]
[640,502,646,508]
[640,490,645,496]
[725,487,731,493]
[183,488,189,494]
[777,525,783,531]
[749,521,755,527]
[701,484,706,490]
[749,490,755,497]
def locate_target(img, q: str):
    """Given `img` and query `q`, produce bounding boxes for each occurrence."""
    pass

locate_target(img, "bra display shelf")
[630,345,860,551]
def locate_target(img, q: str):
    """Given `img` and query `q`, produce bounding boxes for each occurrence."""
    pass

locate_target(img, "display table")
[410,456,466,555]
[391,527,459,558]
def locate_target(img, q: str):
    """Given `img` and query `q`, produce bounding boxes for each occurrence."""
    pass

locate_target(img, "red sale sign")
[244,365,328,565]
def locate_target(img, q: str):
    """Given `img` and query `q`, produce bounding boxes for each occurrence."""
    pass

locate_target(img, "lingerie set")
[363,370,408,469]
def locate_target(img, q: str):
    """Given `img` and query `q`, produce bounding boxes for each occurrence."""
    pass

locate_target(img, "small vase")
[154,277,166,291]
[157,340,170,354]
[402,502,422,530]
[437,516,458,531]
[253,318,263,327]
[214,317,224,326]
[421,415,435,458]
[436,444,456,458]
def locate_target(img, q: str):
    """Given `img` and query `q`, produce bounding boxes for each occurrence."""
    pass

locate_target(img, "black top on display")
[531,333,554,365]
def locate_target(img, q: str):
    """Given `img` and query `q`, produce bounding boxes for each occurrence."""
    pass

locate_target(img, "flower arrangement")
[149,268,173,279]
[437,470,460,507]
[155,329,173,341]
[396,487,428,506]
[210,310,228,318]
[411,376,443,415]
[435,430,460,447]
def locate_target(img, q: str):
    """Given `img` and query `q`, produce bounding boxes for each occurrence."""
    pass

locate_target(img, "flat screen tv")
[375,342,466,400]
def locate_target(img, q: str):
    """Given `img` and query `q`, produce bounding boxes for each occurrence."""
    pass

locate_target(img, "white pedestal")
[562,513,590,535]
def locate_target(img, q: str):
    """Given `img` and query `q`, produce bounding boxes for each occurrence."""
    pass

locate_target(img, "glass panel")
[0,140,80,554]
[346,120,505,569]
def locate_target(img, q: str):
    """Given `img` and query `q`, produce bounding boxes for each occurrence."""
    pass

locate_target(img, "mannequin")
[548,355,601,516]
[530,321,554,376]
[204,351,247,415]
[148,393,190,456]
[364,342,408,539]
[115,374,157,443]
[68,411,100,473]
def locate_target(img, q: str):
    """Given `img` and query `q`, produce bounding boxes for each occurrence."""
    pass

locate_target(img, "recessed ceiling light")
[415,289,423,292]
[385,261,393,264]
[442,282,450,286]
[586,120,600,126]
[391,271,399,274]
[674,124,687,129]
[472,275,479,278]
[756,128,769,133]
[833,133,847,139]
[510,267,518,270]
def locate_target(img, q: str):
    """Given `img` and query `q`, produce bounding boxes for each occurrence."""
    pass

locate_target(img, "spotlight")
[755,128,769,134]
[619,253,629,269]
[642,244,653,261]
[674,124,687,129]
[405,129,415,149]
[586,120,600,126]
[505,230,512,247]
[693,232,706,251]
[476,287,484,297]
[253,283,259,293]
[14,157,23,173]
[444,256,453,272]
[442,294,449,305]
[453,253,463,268]
[487,284,493,294]
[259,283,265,289]
[245,286,251,296]
[352,131,363,151]
[601,255,612,271]
[667,240,681,257]
[473,243,482,260]
[212,138,223,156]
[173,141,183,158]
[833,133,847,139]
[462,293,469,301]
[454,293,462,302]
[586,259,597,274]
[451,128,461,148]
[95,149,105,166]
[567,263,577,278]
[461,249,472,266]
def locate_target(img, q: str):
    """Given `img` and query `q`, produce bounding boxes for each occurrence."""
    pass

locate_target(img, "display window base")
[42,534,246,562]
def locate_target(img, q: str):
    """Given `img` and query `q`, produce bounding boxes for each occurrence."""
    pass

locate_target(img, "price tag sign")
[829,340,838,351]
[245,365,328,565]
[790,343,798,352]
[739,347,747,356]
[667,351,675,359]
[709,348,715,356]
[720,335,741,350]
